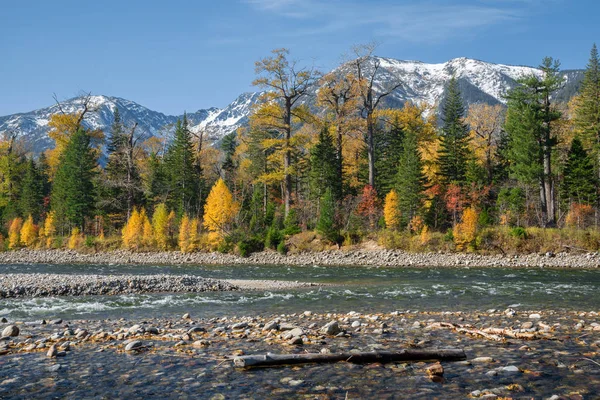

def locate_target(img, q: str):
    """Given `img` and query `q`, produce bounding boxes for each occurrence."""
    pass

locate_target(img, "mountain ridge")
[0,56,583,153]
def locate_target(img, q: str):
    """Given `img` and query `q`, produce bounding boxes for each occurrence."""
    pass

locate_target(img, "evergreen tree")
[316,188,338,242]
[221,132,237,187]
[561,137,597,206]
[437,77,470,185]
[375,115,404,195]
[20,158,45,222]
[505,57,563,227]
[573,44,600,171]
[146,152,169,209]
[395,132,427,224]
[166,114,201,216]
[309,125,341,201]
[51,128,97,231]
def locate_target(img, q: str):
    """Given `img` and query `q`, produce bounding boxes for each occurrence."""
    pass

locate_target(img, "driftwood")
[233,348,466,368]
[428,322,552,341]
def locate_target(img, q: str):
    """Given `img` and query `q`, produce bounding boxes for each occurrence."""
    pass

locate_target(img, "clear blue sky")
[1,0,598,116]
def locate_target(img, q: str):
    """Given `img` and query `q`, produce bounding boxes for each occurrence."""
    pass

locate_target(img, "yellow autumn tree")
[383,190,401,230]
[122,208,143,250]
[453,207,479,251]
[203,179,239,233]
[68,227,83,249]
[43,212,57,248]
[142,211,154,247]
[20,215,37,248]
[188,218,199,252]
[8,218,23,249]
[152,203,170,250]
[178,214,191,253]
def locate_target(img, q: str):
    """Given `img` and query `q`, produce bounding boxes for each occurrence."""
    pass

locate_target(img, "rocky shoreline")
[0,274,324,299]
[1,248,600,268]
[1,308,599,398]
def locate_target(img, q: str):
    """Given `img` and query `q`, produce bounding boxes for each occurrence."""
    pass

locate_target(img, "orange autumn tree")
[203,179,240,234]
[356,185,380,229]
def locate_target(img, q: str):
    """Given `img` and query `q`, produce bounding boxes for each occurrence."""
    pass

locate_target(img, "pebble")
[472,357,494,363]
[0,317,7,323]
[501,365,521,373]
[529,313,541,319]
[47,345,58,358]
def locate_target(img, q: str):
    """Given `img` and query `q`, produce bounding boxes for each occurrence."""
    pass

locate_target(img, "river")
[1,263,599,320]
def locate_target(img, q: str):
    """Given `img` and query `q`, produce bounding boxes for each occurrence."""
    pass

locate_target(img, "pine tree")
[574,44,600,164]
[146,152,169,208]
[395,132,427,224]
[505,57,563,227]
[309,125,342,202]
[221,132,237,187]
[375,116,404,195]
[166,115,201,216]
[316,188,338,242]
[561,137,597,206]
[20,158,45,222]
[437,77,470,185]
[51,128,97,231]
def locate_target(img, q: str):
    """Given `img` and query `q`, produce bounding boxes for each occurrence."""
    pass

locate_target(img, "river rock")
[47,345,57,358]
[501,365,521,374]
[263,320,279,331]
[50,319,63,325]
[471,357,494,363]
[279,323,295,331]
[125,340,143,351]
[426,362,444,376]
[231,322,248,330]
[192,340,211,348]
[0,317,7,323]
[187,326,205,334]
[182,313,191,320]
[128,325,142,334]
[321,321,341,336]
[529,313,541,319]
[2,325,19,337]
[145,327,159,335]
[287,336,303,345]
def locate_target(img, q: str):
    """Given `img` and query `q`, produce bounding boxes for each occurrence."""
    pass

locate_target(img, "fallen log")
[233,348,466,368]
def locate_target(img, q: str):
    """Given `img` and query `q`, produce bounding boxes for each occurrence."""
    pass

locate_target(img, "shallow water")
[2,263,600,399]
[1,263,600,320]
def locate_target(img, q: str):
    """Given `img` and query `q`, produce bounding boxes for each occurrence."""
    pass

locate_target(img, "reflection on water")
[1,263,599,321]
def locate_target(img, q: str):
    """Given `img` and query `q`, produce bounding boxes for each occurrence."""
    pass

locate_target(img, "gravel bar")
[0,274,238,298]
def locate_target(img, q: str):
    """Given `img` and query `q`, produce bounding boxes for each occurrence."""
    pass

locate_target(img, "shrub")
[277,241,287,255]
[510,226,527,239]
[84,236,95,248]
[68,228,83,250]
[265,227,283,250]
[237,237,264,257]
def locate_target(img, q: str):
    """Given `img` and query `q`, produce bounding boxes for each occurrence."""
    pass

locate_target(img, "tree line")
[1,44,599,254]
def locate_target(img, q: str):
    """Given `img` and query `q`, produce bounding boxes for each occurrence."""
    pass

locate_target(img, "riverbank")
[1,308,599,398]
[1,248,600,268]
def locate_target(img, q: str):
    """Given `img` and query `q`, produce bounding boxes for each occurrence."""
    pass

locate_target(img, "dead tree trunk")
[233,349,466,368]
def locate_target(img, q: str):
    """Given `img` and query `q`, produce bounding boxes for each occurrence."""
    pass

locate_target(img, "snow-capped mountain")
[0,56,583,154]
[332,56,581,110]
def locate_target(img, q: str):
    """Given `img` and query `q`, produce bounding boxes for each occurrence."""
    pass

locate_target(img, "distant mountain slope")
[0,57,583,153]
